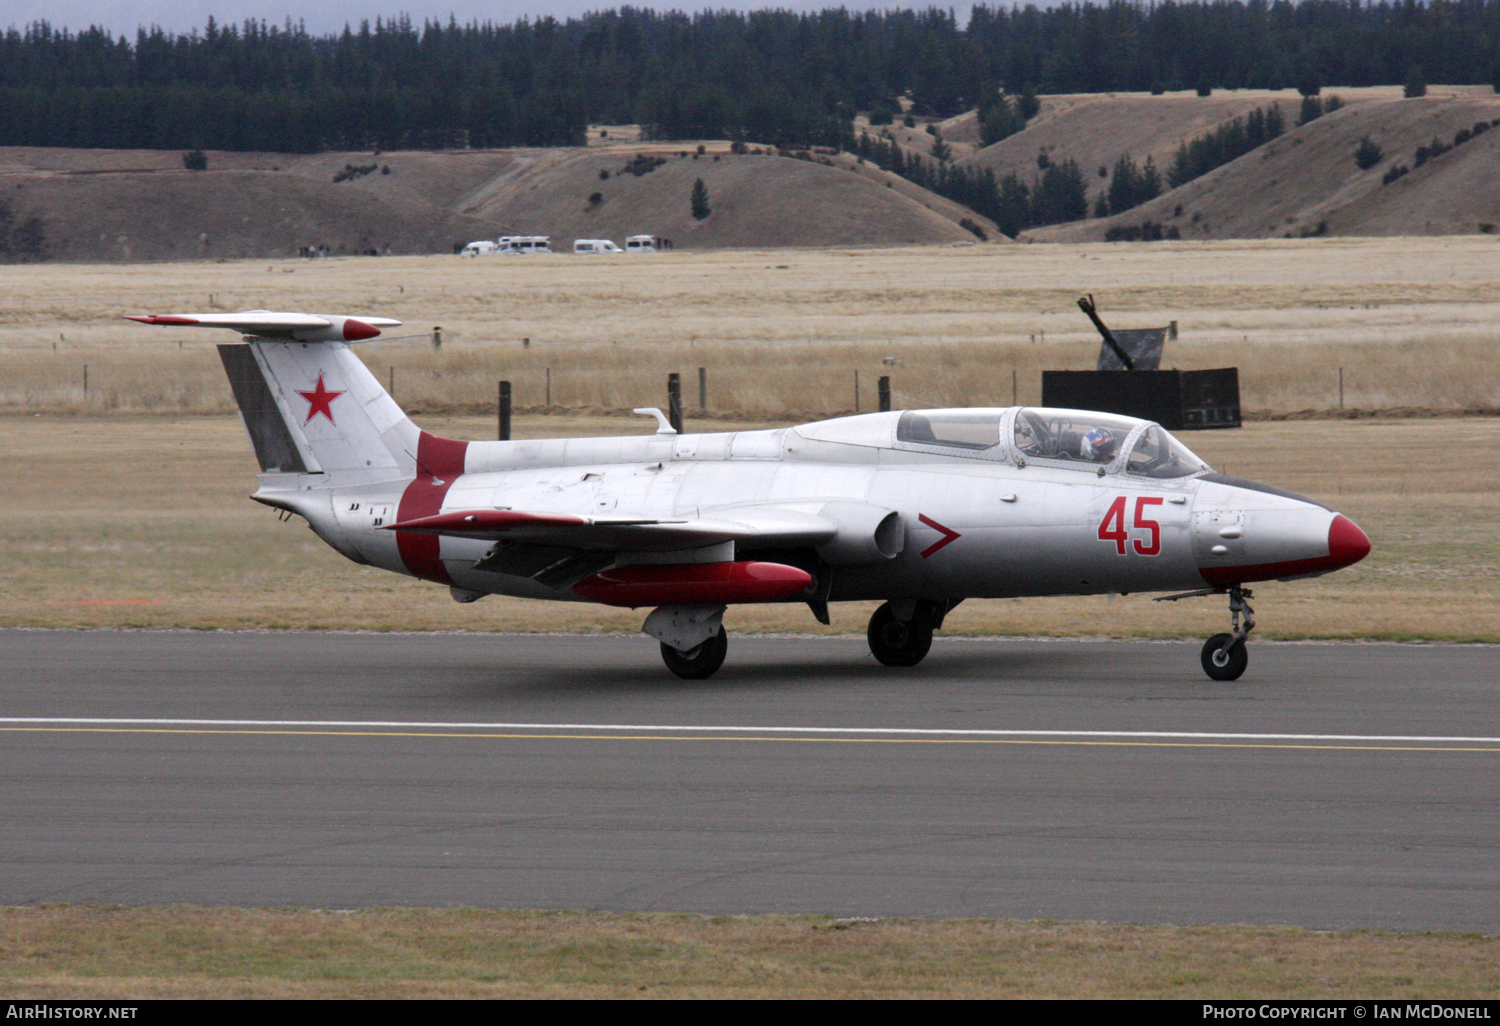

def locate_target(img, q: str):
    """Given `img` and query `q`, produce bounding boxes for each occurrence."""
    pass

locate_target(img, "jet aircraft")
[130,310,1371,681]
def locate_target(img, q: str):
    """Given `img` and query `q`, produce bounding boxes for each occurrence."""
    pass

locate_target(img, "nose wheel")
[1157,584,1256,680]
[1201,585,1254,681]
[1201,633,1248,680]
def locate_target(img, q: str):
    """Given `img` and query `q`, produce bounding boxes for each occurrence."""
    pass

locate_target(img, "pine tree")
[690,178,710,220]
[1405,65,1427,98]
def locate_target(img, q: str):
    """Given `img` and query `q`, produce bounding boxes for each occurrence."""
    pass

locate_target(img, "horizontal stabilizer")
[126,310,400,342]
[385,505,839,553]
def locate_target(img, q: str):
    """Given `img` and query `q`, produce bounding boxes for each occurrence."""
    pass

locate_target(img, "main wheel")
[867,603,934,667]
[1201,633,1248,681]
[661,626,728,680]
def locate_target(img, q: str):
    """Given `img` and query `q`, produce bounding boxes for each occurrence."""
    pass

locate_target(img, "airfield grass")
[1,240,1496,636]
[0,410,1494,640]
[3,906,1499,999]
[4,238,1500,419]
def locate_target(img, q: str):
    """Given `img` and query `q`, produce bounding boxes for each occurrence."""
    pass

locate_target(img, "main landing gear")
[866,599,951,667]
[660,626,729,680]
[644,603,731,680]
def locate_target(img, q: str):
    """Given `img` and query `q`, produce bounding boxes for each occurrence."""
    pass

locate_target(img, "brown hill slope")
[5,167,504,260]
[961,90,1309,186]
[0,140,989,261]
[426,145,980,249]
[1030,93,1500,241]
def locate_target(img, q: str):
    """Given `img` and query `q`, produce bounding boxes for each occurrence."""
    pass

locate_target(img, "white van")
[625,235,659,253]
[497,236,553,254]
[461,240,499,256]
[573,239,623,254]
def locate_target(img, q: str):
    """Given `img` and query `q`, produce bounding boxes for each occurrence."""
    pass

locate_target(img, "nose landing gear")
[1157,584,1256,681]
[1201,586,1255,681]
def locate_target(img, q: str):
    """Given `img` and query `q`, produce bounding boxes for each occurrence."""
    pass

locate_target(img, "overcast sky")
[10,2,983,37]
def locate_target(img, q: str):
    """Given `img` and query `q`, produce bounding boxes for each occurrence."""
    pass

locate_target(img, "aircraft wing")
[384,505,838,552]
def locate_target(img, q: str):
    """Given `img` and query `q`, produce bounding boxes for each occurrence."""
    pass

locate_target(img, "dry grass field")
[4,906,1498,999]
[0,239,1496,639]
[4,238,1500,417]
[0,409,1493,640]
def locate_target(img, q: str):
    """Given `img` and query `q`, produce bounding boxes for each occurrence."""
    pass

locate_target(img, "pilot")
[1080,426,1117,462]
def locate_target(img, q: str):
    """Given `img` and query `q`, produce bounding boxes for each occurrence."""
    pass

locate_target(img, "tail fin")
[218,340,419,479]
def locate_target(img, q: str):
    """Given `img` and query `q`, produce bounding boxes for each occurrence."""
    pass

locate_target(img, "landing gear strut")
[867,600,951,667]
[1200,585,1255,681]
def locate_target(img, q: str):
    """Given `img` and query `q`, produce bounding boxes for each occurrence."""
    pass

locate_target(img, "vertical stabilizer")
[217,340,421,480]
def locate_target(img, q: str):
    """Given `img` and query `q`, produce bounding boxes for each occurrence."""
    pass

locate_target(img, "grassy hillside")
[4,85,1499,260]
[465,145,980,249]
[0,139,987,262]
[1019,88,1500,241]
[5,168,507,261]
[963,89,1306,186]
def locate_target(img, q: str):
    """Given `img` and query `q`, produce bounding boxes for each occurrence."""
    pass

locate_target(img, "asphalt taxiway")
[2,629,1496,931]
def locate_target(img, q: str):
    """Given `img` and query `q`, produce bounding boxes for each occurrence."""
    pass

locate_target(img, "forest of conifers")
[2,2,1499,153]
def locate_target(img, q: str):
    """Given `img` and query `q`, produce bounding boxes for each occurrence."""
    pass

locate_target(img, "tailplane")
[128,310,426,481]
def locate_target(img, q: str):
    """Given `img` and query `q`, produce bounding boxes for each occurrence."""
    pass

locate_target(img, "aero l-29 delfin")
[129,310,1372,681]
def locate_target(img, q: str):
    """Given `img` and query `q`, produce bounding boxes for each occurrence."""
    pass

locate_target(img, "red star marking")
[918,514,962,558]
[297,373,345,425]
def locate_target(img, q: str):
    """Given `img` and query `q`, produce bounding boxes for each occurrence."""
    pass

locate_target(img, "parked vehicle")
[461,240,499,256]
[498,236,553,254]
[625,235,661,252]
[573,239,624,253]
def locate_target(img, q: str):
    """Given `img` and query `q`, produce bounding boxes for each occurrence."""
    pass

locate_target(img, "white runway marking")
[3,717,1499,745]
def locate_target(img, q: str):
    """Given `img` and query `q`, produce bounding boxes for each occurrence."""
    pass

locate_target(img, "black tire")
[867,603,934,667]
[1201,633,1248,681]
[661,626,728,680]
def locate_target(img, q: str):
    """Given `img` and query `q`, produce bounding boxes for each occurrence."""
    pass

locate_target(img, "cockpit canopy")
[894,410,1000,450]
[891,407,1211,478]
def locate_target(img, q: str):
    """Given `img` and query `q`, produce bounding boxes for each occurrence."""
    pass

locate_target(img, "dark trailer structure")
[1041,296,1241,431]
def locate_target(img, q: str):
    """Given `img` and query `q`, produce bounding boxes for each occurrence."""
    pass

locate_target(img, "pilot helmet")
[1081,426,1116,460]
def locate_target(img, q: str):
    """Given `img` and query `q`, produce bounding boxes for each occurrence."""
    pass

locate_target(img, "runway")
[2,629,1497,931]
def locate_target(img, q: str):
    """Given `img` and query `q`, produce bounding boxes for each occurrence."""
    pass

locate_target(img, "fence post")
[83,364,88,402]
[878,375,891,413]
[854,368,860,413]
[668,372,683,433]
[388,366,394,397]
[432,326,442,350]
[1338,367,1344,410]
[1012,368,1018,406]
[499,380,512,441]
[545,366,552,406]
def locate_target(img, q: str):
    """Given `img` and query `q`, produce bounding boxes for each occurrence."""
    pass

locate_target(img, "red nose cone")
[1327,514,1371,570]
[342,318,381,341]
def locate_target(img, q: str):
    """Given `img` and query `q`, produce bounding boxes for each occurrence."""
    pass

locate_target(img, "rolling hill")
[0,139,987,262]
[1014,88,1500,241]
[3,83,1499,261]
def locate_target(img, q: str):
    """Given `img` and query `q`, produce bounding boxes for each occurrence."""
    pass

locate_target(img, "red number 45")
[1099,496,1164,556]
